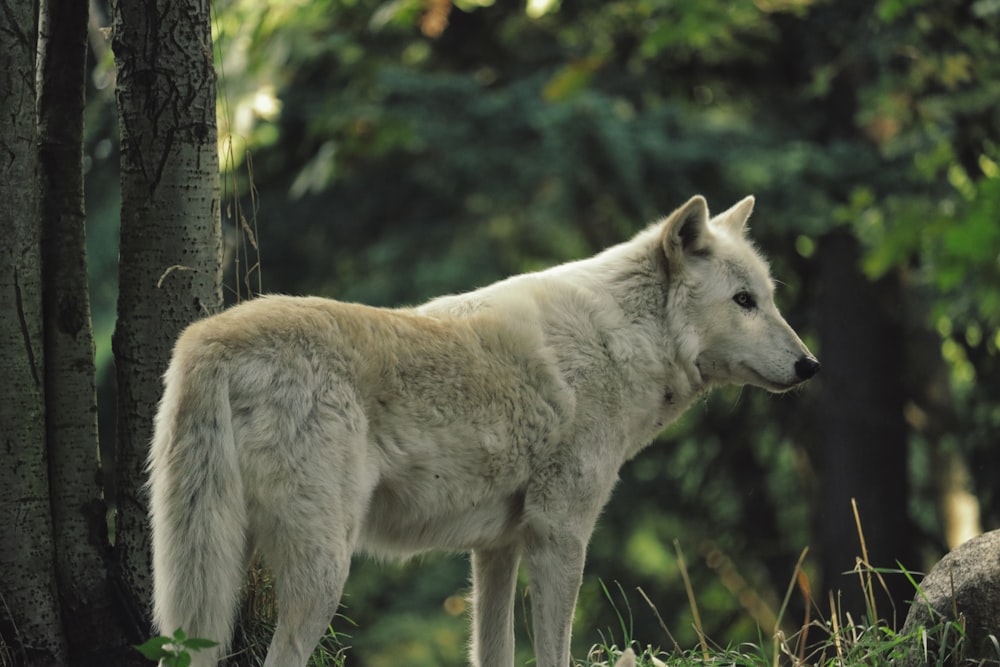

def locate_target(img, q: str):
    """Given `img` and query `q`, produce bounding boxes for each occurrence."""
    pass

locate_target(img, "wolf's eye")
[733,291,756,310]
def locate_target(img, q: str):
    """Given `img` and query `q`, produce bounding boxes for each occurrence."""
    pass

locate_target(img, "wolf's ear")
[660,195,710,271]
[716,195,755,234]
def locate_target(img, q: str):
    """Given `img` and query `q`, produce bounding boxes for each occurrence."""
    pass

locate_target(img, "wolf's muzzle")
[794,356,821,381]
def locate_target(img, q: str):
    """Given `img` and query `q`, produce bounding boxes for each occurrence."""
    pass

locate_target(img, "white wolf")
[148,194,819,667]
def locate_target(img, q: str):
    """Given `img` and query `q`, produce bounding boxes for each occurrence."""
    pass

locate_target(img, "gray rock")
[900,530,1000,665]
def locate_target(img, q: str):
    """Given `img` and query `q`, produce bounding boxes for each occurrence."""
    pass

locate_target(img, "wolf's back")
[147,334,247,665]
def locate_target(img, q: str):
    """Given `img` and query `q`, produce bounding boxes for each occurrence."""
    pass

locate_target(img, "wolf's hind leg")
[262,553,348,667]
[255,439,370,666]
[259,520,353,667]
[471,544,521,667]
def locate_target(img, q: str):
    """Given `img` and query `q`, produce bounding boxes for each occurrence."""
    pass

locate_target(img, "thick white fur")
[147,195,818,667]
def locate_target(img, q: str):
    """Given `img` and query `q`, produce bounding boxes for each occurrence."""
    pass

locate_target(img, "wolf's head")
[659,195,819,392]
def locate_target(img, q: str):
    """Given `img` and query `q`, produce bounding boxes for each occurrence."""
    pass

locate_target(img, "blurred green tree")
[73,0,1000,663]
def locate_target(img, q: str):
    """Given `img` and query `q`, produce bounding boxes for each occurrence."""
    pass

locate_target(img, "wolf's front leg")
[471,544,521,667]
[523,532,587,667]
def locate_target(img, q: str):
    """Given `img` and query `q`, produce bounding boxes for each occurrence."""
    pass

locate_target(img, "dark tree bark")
[816,229,915,627]
[0,0,67,663]
[110,0,224,638]
[37,0,132,660]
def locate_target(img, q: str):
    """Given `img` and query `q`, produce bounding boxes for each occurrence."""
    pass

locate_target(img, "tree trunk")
[0,0,67,663]
[816,229,914,627]
[37,0,131,661]
[110,0,224,638]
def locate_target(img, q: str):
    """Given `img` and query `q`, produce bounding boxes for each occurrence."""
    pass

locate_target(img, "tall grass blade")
[673,539,708,660]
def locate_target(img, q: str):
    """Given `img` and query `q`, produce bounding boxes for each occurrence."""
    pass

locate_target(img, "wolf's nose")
[795,356,820,381]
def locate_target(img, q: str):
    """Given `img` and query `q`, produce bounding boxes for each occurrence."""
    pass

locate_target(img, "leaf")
[184,637,220,650]
[940,53,973,90]
[134,636,173,661]
[542,57,602,102]
[876,0,933,22]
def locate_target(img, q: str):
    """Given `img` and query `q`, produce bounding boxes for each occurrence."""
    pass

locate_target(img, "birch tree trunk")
[110,0,224,635]
[37,0,131,659]
[0,0,67,663]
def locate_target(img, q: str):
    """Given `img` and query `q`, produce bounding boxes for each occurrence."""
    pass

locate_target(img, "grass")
[134,555,979,667]
[580,565,973,667]
[575,502,984,667]
[195,560,976,667]
[135,562,976,667]
[135,502,986,667]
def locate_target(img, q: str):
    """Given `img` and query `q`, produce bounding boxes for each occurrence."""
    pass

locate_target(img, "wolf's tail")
[147,343,246,665]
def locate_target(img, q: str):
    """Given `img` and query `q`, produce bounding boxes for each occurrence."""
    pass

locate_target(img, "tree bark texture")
[0,0,67,663]
[816,230,914,626]
[111,0,223,637]
[37,0,131,660]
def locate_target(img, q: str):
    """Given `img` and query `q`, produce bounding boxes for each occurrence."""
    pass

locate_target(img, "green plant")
[136,628,218,667]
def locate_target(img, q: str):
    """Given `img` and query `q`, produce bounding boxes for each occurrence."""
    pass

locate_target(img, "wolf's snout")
[794,356,820,381]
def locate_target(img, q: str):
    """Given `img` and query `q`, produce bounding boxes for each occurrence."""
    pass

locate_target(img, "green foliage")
[135,629,217,667]
[79,0,1000,662]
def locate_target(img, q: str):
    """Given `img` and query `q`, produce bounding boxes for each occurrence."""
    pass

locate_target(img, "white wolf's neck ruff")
[538,223,710,457]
